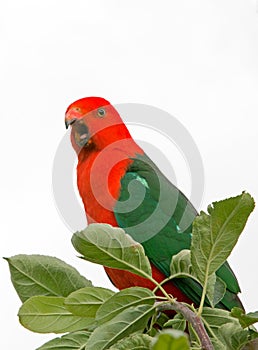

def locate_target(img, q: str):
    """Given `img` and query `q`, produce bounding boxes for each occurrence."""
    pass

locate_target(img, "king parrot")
[65,96,244,311]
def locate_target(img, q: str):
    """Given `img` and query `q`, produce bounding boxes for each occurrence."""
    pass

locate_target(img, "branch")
[242,338,258,350]
[156,301,214,350]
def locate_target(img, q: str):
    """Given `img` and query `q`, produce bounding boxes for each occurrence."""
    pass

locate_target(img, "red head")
[65,97,131,154]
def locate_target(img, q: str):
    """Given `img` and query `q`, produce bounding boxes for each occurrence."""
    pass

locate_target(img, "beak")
[65,118,76,129]
[65,112,90,147]
[65,108,84,129]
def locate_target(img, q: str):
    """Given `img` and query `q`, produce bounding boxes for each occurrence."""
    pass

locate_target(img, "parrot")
[65,96,244,311]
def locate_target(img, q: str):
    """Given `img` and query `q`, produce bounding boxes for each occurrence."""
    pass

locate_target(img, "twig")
[242,338,258,350]
[156,301,214,350]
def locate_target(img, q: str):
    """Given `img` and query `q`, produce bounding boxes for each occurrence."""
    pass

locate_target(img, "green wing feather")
[114,154,243,310]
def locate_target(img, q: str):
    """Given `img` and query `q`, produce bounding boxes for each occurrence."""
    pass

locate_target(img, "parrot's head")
[65,97,131,153]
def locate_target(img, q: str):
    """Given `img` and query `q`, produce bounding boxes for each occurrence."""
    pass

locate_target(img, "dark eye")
[74,107,81,112]
[97,108,106,117]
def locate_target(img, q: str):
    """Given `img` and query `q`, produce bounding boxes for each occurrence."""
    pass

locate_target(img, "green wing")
[114,154,243,310]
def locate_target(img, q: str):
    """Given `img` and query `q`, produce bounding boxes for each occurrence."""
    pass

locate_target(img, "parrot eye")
[73,107,81,112]
[97,108,106,117]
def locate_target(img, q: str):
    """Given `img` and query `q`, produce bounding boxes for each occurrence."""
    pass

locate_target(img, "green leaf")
[151,330,190,350]
[36,331,91,350]
[205,273,216,307]
[5,255,92,302]
[191,193,254,306]
[231,307,258,328]
[210,338,227,350]
[212,276,226,306]
[169,249,226,308]
[201,307,240,338]
[219,323,250,350]
[148,327,158,337]
[170,250,192,276]
[96,287,156,325]
[200,307,258,350]
[65,287,115,317]
[163,313,186,331]
[108,334,153,350]
[18,296,95,333]
[72,224,152,278]
[204,273,226,308]
[154,312,170,328]
[86,304,156,350]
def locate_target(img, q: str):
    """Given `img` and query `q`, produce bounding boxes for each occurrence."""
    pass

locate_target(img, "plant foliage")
[6,193,258,349]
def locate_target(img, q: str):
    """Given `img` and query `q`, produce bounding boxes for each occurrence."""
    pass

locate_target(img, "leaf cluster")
[6,193,258,349]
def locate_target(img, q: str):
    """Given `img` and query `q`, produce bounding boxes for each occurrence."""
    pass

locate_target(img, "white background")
[1,0,258,348]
